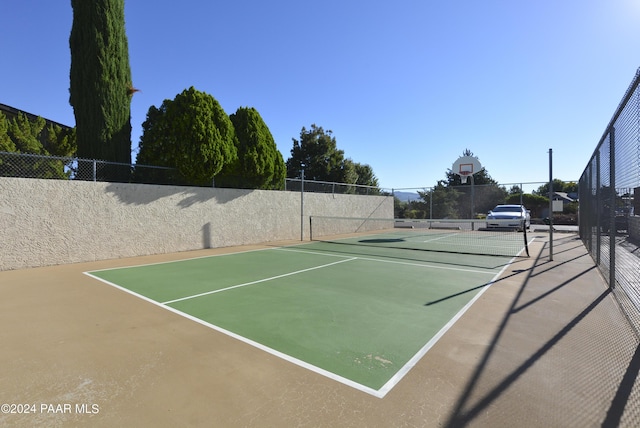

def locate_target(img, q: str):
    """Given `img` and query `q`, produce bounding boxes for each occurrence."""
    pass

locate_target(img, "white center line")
[162,257,357,305]
[277,247,497,274]
[422,233,458,243]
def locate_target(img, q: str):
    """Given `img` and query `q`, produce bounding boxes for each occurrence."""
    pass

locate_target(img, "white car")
[486,205,531,231]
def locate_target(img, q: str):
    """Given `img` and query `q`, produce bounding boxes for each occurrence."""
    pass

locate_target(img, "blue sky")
[1,0,638,191]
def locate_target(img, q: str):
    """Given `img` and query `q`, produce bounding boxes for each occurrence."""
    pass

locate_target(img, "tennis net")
[309,216,530,258]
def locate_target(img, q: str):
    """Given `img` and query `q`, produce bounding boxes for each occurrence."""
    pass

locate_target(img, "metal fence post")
[609,127,616,289]
[520,183,523,206]
[300,167,305,241]
[429,190,433,220]
[596,150,601,266]
[548,148,553,261]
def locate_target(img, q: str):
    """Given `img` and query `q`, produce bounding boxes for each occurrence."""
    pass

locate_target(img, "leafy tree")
[420,182,461,218]
[285,124,381,194]
[286,124,348,182]
[506,193,548,217]
[0,112,17,152]
[508,185,522,195]
[69,0,133,172]
[564,182,578,194]
[220,107,285,189]
[340,158,359,189]
[0,110,76,157]
[132,105,183,185]
[400,197,430,218]
[2,113,71,179]
[136,87,238,186]
[353,162,380,193]
[535,179,577,195]
[43,123,76,158]
[394,197,406,218]
[8,113,46,154]
[272,154,287,190]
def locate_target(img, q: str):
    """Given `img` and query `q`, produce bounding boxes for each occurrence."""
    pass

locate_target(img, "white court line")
[276,247,498,275]
[83,237,535,398]
[169,308,386,397]
[422,232,459,243]
[376,253,517,397]
[425,239,522,249]
[87,246,277,273]
[417,233,524,250]
[84,271,383,397]
[161,257,358,305]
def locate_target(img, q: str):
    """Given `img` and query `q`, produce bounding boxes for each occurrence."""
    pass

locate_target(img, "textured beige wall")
[0,178,392,270]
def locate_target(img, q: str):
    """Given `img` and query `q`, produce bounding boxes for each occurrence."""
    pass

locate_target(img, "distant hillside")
[394,191,420,202]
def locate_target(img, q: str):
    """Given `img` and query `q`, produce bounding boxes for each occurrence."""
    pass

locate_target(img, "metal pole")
[471,174,475,218]
[300,167,305,241]
[548,149,554,261]
[520,183,523,206]
[471,174,475,230]
[596,150,601,266]
[429,188,433,220]
[609,127,616,288]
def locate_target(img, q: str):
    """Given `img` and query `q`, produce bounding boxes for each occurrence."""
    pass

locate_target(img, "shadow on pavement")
[443,235,640,427]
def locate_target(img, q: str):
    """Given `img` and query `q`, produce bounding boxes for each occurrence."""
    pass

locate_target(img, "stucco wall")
[0,178,393,271]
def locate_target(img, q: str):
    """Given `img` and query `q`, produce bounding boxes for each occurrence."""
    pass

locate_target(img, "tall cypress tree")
[69,0,133,170]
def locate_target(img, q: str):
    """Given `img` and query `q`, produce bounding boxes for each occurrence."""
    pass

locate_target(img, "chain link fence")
[390,181,577,223]
[0,151,582,220]
[579,68,640,332]
[0,151,386,194]
[284,178,384,195]
[0,151,190,185]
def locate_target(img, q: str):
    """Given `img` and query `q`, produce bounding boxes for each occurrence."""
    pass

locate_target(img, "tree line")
[2,1,379,190]
[134,88,379,190]
[70,0,379,189]
[0,92,379,190]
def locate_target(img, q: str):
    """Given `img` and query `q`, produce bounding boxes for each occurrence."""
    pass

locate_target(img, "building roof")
[0,103,72,131]
[553,191,575,203]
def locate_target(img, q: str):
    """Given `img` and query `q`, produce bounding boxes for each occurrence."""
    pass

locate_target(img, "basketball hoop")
[452,155,483,184]
[458,163,474,184]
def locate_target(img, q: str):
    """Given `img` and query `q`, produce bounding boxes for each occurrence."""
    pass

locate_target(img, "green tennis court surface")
[86,240,518,397]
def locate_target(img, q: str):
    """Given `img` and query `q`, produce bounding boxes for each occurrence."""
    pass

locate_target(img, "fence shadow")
[104,182,250,207]
[443,236,640,427]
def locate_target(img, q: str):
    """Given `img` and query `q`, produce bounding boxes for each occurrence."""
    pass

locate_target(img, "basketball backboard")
[452,155,483,184]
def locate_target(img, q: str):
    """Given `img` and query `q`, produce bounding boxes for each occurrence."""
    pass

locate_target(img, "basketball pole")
[471,173,475,223]
[452,156,482,221]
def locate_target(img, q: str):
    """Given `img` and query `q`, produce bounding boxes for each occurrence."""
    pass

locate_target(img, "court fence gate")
[579,67,640,331]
